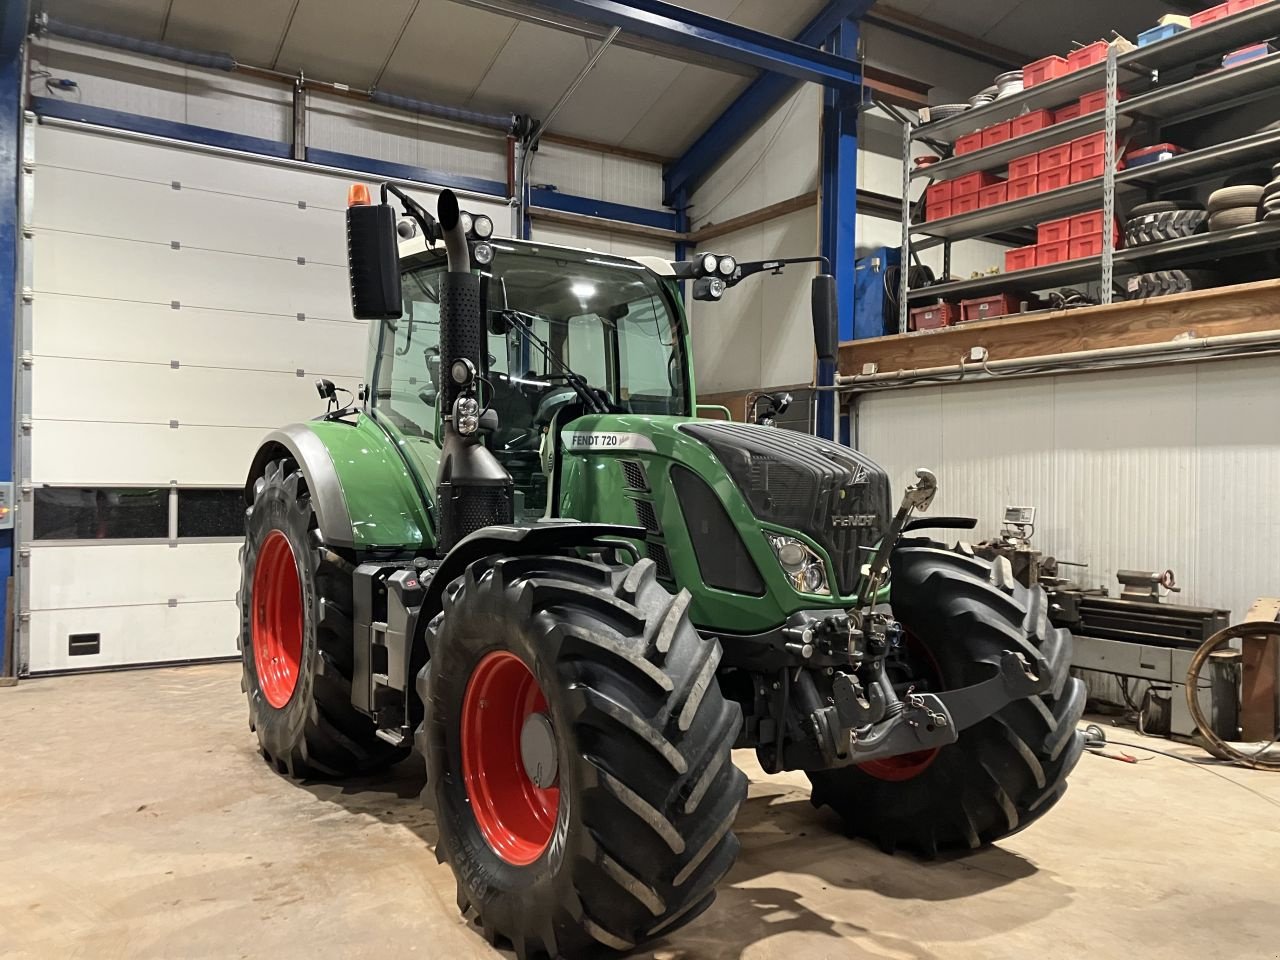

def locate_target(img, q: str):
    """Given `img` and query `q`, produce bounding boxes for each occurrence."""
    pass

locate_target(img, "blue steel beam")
[816,17,860,443]
[486,0,863,88]
[664,0,874,206]
[0,0,26,675]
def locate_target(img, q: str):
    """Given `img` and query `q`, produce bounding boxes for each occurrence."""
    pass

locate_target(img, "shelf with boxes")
[912,0,1280,143]
[896,0,1280,333]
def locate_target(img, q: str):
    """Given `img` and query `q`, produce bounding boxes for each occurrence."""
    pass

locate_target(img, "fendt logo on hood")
[833,514,878,528]
[850,465,870,485]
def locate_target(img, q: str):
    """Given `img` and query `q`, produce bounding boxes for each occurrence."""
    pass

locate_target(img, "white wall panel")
[535,143,664,211]
[28,602,238,673]
[33,294,366,375]
[529,222,674,261]
[856,358,1280,622]
[31,420,271,486]
[30,543,240,610]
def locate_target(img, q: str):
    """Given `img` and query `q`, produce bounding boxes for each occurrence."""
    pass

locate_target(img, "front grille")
[647,541,674,583]
[632,498,660,534]
[620,459,648,490]
[671,465,765,596]
[681,421,890,596]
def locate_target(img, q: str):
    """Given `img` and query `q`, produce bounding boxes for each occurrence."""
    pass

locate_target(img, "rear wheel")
[808,544,1086,856]
[420,553,745,959]
[239,459,407,778]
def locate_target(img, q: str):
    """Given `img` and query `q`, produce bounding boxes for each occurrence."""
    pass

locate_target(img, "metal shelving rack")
[897,4,1280,332]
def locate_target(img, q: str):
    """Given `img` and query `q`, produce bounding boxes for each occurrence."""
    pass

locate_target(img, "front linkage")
[748,469,1051,773]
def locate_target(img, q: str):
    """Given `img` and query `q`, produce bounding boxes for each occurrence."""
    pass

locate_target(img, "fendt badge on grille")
[563,431,657,453]
[833,514,878,527]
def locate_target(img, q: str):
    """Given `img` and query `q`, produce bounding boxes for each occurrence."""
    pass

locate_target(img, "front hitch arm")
[857,468,937,609]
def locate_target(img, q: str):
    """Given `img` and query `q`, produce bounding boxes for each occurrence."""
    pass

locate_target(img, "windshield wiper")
[498,309,607,415]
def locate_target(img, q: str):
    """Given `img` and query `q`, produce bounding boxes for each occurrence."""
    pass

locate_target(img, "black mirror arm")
[499,310,607,415]
[726,256,831,288]
[383,182,443,245]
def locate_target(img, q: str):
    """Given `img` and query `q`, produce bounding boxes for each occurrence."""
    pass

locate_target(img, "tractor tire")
[1123,209,1207,247]
[1207,184,1264,213]
[807,544,1086,857]
[1125,269,1221,300]
[1125,200,1201,218]
[421,554,745,959]
[239,459,407,778]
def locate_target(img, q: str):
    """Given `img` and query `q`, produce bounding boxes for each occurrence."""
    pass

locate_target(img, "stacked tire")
[1262,163,1280,222]
[1123,201,1206,247]
[1206,184,1263,232]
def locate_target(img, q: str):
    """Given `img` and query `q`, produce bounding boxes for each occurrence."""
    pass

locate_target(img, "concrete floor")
[2,664,1279,960]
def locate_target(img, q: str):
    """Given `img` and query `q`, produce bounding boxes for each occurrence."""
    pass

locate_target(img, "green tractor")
[238,184,1085,958]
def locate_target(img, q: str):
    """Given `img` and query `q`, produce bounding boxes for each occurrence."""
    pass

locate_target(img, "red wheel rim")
[461,651,560,866]
[860,631,942,782]
[251,530,304,709]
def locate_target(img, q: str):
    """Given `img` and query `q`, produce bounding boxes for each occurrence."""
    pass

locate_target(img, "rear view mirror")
[346,201,402,320]
[811,274,837,363]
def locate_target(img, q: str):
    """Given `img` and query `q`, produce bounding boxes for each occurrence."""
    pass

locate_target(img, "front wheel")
[419,553,745,959]
[808,544,1086,856]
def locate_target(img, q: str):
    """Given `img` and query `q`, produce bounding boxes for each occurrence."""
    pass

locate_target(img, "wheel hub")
[461,651,560,866]
[251,530,304,709]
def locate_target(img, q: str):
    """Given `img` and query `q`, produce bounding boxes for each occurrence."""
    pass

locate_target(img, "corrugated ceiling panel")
[42,0,171,39]
[379,0,517,103]
[273,0,414,84]
[163,0,299,64]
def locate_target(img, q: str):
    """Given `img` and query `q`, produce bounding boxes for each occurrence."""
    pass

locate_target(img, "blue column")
[0,1,24,675]
[817,17,858,443]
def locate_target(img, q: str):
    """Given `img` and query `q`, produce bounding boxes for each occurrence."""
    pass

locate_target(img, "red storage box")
[981,121,1013,148]
[925,200,953,221]
[1191,2,1230,26]
[1023,55,1069,87]
[1007,174,1038,201]
[1040,143,1073,169]
[1227,0,1269,12]
[1071,131,1121,162]
[960,293,1020,323]
[953,170,1000,195]
[1039,164,1072,192]
[1070,154,1122,182]
[1038,216,1072,244]
[1005,245,1038,273]
[1038,240,1071,265]
[926,181,954,205]
[953,193,980,215]
[1068,209,1121,238]
[1067,41,1109,71]
[1009,153,1039,179]
[1011,109,1054,138]
[1078,88,1129,114]
[978,182,1008,207]
[955,131,984,155]
[909,303,959,331]
[1054,102,1083,124]
[1069,232,1114,259]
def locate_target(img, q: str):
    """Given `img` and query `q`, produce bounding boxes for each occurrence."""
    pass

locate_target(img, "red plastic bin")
[1009,153,1039,179]
[982,121,1013,148]
[1039,164,1072,192]
[1040,143,1073,169]
[955,131,984,155]
[978,182,1008,208]
[953,193,980,215]
[1011,109,1055,138]
[1070,155,1122,182]
[1054,102,1083,124]
[1038,217,1072,245]
[1071,131,1121,162]
[926,181,954,205]
[1023,55,1069,87]
[1007,174,1038,201]
[1068,209,1120,238]
[925,200,953,222]
[1078,88,1129,114]
[960,293,1021,323]
[1067,41,1109,72]
[909,303,959,331]
[1005,245,1038,273]
[1069,232,1114,259]
[1227,0,1269,13]
[1191,2,1230,26]
[952,170,1000,195]
[1038,240,1071,265]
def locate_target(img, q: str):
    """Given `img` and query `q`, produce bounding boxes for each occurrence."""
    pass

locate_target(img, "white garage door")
[21,119,509,673]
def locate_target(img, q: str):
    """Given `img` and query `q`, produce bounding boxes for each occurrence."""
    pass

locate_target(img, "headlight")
[699,252,718,275]
[717,255,737,277]
[766,534,830,596]
[460,212,474,235]
[473,214,494,238]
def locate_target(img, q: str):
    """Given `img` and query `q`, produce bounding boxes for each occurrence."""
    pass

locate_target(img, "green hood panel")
[558,413,853,634]
[306,414,434,549]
